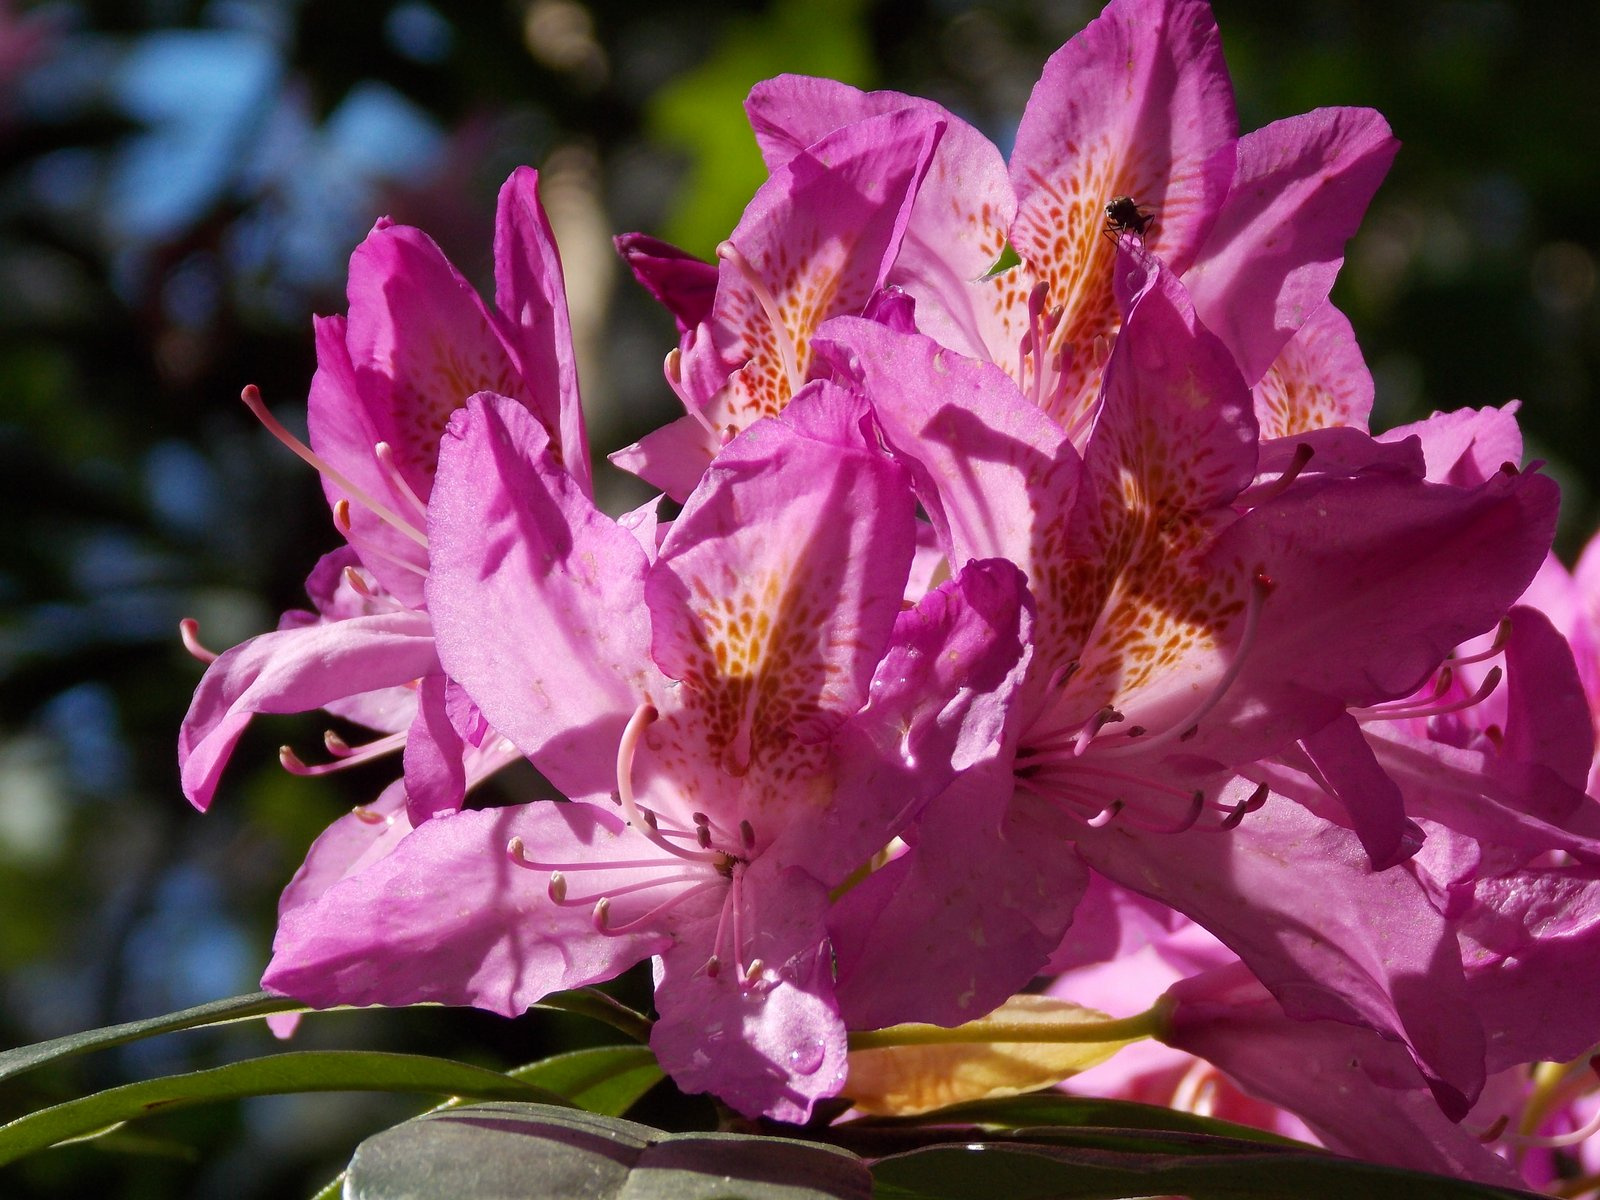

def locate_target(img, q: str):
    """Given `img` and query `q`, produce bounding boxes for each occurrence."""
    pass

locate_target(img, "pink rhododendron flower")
[745,0,1396,442]
[610,109,942,499]
[263,385,1032,1121]
[815,249,1558,1117]
[180,168,581,826]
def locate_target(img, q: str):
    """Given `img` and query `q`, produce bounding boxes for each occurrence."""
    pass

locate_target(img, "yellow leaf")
[844,995,1143,1117]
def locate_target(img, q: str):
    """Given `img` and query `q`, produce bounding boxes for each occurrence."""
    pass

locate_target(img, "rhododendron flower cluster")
[180,0,1600,1184]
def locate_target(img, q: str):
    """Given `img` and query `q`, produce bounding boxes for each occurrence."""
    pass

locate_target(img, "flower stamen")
[240,385,427,548]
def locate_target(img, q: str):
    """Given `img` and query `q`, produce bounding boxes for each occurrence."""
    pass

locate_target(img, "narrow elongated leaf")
[0,992,302,1084]
[851,1092,1301,1145]
[0,1051,562,1166]
[344,1101,872,1200]
[870,1141,1544,1200]
[535,988,654,1043]
[510,1045,663,1116]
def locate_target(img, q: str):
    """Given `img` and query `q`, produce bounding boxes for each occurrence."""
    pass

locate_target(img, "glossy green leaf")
[344,1101,873,1200]
[869,1141,1544,1200]
[0,991,302,1085]
[0,1051,563,1166]
[853,1092,1301,1146]
[509,1045,663,1117]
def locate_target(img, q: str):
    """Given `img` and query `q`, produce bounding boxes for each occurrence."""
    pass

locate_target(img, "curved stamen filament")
[1498,1101,1600,1150]
[1244,442,1315,506]
[280,729,406,775]
[716,240,803,400]
[508,846,700,874]
[547,869,706,908]
[1448,617,1513,668]
[1018,754,1195,802]
[596,880,724,934]
[615,703,723,865]
[1356,666,1502,723]
[332,501,430,577]
[1022,774,1206,835]
[241,385,428,548]
[374,441,430,520]
[1212,782,1269,831]
[179,618,218,664]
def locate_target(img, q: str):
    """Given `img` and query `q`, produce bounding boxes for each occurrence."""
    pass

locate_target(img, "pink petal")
[744,74,1018,363]
[1462,863,1600,1071]
[1166,964,1524,1186]
[1184,107,1399,386]
[178,610,438,810]
[492,166,592,497]
[1078,795,1485,1119]
[1297,713,1421,870]
[650,859,843,1122]
[426,394,657,802]
[814,317,1079,576]
[1251,301,1374,436]
[401,673,467,823]
[646,382,915,768]
[785,557,1034,878]
[1205,467,1559,759]
[687,109,943,449]
[277,778,414,919]
[264,803,672,1015]
[1377,402,1525,485]
[614,232,718,333]
[306,313,429,608]
[1013,0,1236,274]
[829,765,1090,1030]
[338,220,526,496]
[1006,0,1236,427]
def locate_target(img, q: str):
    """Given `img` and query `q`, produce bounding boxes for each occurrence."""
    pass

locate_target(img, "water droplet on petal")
[788,1038,826,1075]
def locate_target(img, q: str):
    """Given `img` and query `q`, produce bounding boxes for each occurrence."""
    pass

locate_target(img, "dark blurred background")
[0,0,1595,1194]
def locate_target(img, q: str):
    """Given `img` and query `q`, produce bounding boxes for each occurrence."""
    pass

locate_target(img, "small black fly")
[1103,195,1154,242]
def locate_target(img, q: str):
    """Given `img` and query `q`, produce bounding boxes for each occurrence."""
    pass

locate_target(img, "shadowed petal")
[427,394,657,801]
[265,804,674,1015]
[179,610,437,810]
[1184,107,1399,386]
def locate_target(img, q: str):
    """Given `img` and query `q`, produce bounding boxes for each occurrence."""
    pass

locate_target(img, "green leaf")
[869,1141,1546,1200]
[645,0,873,258]
[509,1045,663,1117]
[534,987,654,1043]
[0,991,302,1085]
[0,1051,563,1166]
[343,1101,872,1200]
[853,1092,1302,1146]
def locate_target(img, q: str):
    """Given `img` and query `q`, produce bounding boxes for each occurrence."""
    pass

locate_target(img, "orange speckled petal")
[646,383,916,803]
[1253,301,1374,438]
[1008,0,1236,431]
[1053,257,1257,710]
[702,108,942,435]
